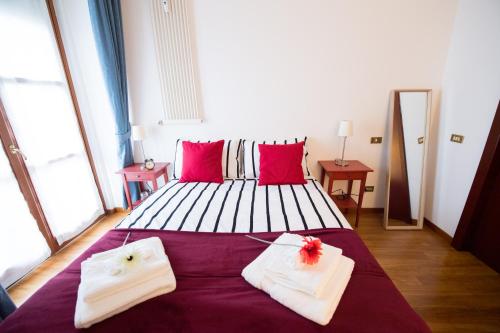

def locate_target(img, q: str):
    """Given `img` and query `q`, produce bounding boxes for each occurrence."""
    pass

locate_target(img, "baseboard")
[105,207,128,214]
[360,207,384,213]
[424,218,453,243]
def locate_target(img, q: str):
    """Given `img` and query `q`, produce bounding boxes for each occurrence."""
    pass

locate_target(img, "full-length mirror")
[384,90,431,229]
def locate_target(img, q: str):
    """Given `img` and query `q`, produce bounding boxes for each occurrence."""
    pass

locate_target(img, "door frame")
[0,101,59,253]
[452,101,500,249]
[0,0,107,254]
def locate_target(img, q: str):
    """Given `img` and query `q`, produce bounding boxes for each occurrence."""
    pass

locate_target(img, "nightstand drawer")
[125,172,149,181]
[327,171,367,180]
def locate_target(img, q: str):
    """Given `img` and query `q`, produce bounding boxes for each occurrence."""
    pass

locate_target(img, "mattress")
[117,179,350,232]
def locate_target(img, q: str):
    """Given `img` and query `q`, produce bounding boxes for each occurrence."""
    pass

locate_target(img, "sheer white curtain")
[53,0,124,209]
[0,0,103,245]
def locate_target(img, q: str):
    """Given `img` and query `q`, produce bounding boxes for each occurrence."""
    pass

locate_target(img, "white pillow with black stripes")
[241,137,311,179]
[172,139,243,179]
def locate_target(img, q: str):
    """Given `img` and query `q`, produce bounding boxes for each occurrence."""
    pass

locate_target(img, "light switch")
[370,137,382,144]
[450,134,464,143]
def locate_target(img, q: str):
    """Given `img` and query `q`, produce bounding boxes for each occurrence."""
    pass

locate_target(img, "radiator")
[150,0,201,124]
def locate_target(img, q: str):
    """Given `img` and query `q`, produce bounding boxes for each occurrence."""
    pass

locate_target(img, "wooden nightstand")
[318,160,373,228]
[116,163,169,210]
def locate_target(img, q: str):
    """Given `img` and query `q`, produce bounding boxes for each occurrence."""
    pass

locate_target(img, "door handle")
[8,144,27,160]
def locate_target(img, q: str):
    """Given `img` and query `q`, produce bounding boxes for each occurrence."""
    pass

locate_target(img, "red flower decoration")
[299,236,323,265]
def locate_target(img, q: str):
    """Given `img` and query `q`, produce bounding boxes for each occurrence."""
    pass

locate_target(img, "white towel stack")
[74,237,176,329]
[242,233,354,326]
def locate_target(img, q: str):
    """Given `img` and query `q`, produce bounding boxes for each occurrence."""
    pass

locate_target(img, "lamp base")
[334,158,349,166]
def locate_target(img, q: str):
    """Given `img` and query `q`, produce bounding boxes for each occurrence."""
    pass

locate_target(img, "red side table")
[318,160,373,228]
[116,163,169,210]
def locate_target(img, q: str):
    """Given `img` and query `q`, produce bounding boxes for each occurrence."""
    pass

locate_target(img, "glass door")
[0,0,104,286]
[0,140,51,287]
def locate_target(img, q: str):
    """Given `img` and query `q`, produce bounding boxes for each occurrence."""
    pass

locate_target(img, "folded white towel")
[264,233,342,298]
[74,237,176,329]
[81,237,171,303]
[75,267,172,328]
[242,233,354,325]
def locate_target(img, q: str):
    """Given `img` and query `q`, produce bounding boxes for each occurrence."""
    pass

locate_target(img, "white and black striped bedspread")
[116,179,351,232]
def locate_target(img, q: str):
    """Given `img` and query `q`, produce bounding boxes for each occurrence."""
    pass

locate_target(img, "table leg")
[153,178,158,191]
[163,173,168,185]
[320,168,325,187]
[344,179,353,214]
[122,175,132,210]
[356,174,367,228]
[327,173,334,197]
[347,180,353,196]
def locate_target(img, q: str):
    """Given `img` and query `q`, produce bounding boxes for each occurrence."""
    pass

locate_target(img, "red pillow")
[179,140,224,183]
[258,142,307,186]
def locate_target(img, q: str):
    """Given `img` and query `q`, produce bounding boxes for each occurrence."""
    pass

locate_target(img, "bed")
[0,176,430,332]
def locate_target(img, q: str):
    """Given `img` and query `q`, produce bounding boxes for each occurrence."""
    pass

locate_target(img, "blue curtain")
[0,285,16,322]
[88,0,139,207]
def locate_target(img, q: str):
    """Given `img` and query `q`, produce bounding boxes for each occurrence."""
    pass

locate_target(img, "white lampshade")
[131,125,146,141]
[337,120,353,137]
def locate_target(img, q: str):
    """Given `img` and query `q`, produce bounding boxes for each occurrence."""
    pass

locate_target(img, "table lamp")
[131,125,146,162]
[335,120,353,166]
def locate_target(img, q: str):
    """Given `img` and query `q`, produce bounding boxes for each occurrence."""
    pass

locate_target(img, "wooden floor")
[7,211,500,333]
[355,213,500,333]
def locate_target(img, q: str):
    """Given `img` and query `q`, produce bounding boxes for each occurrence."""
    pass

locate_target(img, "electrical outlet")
[450,134,464,143]
[370,137,382,144]
[365,186,374,192]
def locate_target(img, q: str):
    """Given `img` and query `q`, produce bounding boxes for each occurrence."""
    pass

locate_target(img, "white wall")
[54,0,123,208]
[426,0,500,236]
[53,0,499,235]
[121,0,457,208]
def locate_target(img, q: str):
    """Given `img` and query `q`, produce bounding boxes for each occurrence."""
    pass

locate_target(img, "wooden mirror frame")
[384,89,432,230]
